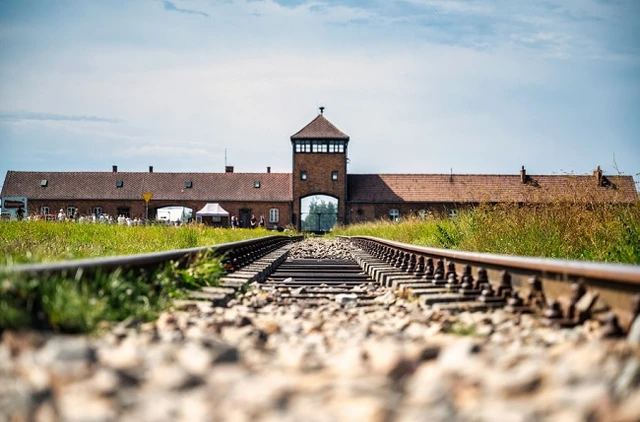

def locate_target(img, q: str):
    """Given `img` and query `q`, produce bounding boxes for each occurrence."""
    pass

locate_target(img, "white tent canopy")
[196,203,229,217]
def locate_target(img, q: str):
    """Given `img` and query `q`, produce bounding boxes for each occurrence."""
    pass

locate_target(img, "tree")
[302,199,337,231]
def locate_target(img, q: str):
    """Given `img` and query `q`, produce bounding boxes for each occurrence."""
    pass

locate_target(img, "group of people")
[11,208,269,230]
[230,214,265,229]
[19,209,148,226]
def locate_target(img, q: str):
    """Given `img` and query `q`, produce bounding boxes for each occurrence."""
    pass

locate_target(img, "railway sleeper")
[187,244,294,306]
[346,239,640,335]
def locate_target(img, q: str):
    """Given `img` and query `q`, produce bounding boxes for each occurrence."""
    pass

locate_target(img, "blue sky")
[1,0,639,190]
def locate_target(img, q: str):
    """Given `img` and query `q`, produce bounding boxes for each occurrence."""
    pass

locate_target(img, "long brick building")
[1,110,637,229]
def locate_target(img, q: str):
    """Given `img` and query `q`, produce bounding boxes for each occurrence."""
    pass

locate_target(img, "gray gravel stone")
[2,238,639,421]
[627,316,640,346]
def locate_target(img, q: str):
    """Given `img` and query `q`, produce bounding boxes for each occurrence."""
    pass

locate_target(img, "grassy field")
[2,201,638,333]
[332,202,640,265]
[0,222,273,266]
[0,223,277,332]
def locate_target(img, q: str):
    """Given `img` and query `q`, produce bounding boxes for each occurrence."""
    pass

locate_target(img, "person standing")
[231,214,238,229]
[259,215,265,228]
[250,214,257,229]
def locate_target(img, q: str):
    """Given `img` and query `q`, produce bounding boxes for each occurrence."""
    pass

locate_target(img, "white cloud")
[0,0,638,182]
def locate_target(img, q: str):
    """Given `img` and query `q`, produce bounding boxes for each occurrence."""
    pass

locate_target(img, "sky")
[1,0,639,191]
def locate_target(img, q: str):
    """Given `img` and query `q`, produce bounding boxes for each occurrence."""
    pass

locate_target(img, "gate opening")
[300,195,338,233]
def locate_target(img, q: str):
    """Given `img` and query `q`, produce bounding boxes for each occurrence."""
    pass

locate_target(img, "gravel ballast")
[2,237,639,421]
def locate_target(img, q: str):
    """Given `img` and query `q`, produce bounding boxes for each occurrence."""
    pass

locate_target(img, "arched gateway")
[291,108,349,231]
[300,194,338,232]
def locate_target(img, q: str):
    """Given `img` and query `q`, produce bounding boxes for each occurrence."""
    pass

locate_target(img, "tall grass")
[332,202,640,264]
[0,249,226,333]
[0,223,290,333]
[0,222,274,265]
[0,223,282,333]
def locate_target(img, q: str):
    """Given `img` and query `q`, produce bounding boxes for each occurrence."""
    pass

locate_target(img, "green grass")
[332,202,640,264]
[0,223,281,333]
[0,222,274,265]
[1,248,227,333]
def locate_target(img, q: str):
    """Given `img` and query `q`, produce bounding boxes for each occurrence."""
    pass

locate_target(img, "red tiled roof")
[3,171,636,205]
[347,174,637,203]
[1,171,293,202]
[290,114,349,140]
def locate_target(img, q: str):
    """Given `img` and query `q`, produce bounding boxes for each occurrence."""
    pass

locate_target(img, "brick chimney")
[594,165,603,186]
[112,165,118,173]
[520,166,527,184]
[267,166,271,173]
[225,166,234,173]
[149,166,153,173]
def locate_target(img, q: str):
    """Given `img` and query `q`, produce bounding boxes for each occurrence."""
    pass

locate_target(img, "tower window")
[295,140,312,153]
[295,140,345,153]
[301,171,307,181]
[331,171,338,181]
[328,141,345,153]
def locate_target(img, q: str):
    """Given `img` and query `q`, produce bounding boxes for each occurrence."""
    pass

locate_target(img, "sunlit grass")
[332,201,640,264]
[0,222,282,333]
[0,248,227,333]
[0,222,275,265]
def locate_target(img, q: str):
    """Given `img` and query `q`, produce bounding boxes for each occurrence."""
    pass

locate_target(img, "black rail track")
[4,235,640,335]
[2,235,302,279]
[345,236,640,335]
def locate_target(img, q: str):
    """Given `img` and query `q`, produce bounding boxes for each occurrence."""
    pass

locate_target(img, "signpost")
[142,193,153,221]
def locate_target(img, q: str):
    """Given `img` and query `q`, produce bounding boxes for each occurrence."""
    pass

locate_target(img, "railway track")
[2,236,640,421]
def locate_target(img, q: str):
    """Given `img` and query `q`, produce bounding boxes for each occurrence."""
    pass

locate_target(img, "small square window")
[185,180,193,189]
[389,208,400,222]
[301,171,307,181]
[331,171,338,181]
[40,179,48,187]
[116,180,124,188]
[254,180,261,188]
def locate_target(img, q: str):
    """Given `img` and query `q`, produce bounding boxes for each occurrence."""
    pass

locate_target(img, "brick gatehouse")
[1,109,637,229]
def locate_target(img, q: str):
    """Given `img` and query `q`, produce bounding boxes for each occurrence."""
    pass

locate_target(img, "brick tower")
[290,108,350,230]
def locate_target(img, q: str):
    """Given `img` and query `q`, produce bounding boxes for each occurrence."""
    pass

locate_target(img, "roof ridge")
[291,114,349,140]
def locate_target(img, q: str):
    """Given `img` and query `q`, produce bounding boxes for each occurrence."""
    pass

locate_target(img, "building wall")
[292,151,348,229]
[346,202,477,222]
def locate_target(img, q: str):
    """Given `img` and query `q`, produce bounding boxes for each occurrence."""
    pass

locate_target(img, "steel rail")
[344,236,640,331]
[345,236,640,285]
[1,235,302,277]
